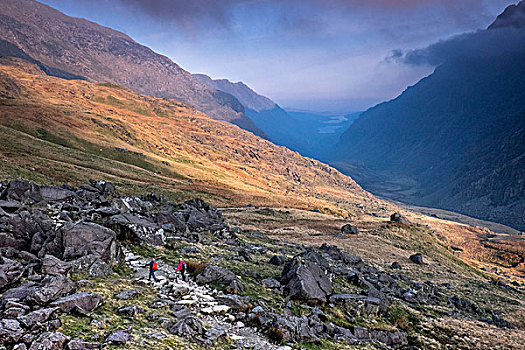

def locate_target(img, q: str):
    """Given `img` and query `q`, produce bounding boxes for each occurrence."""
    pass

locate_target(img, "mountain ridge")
[0,0,266,137]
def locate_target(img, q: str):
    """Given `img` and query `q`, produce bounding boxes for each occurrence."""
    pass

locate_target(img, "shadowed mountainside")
[0,0,266,137]
[334,7,525,231]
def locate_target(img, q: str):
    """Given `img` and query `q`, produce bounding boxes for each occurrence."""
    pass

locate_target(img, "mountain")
[333,4,525,231]
[0,0,266,137]
[489,0,525,29]
[194,73,360,158]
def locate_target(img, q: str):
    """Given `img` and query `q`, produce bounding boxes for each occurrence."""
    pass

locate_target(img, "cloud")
[388,26,525,66]
[114,0,514,35]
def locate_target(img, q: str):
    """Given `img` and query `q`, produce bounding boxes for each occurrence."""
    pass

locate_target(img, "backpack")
[152,261,158,271]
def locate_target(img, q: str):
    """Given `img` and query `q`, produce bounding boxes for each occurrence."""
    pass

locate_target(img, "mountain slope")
[334,8,525,230]
[0,57,375,216]
[0,0,266,137]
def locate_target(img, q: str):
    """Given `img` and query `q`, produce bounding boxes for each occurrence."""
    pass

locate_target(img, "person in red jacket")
[148,258,158,282]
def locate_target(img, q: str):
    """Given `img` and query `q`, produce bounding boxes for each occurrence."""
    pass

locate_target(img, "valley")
[0,0,524,349]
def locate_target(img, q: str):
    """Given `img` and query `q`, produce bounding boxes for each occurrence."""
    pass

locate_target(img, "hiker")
[148,258,158,282]
[176,258,187,281]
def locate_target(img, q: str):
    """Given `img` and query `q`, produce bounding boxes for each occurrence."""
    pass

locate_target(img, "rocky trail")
[124,249,282,350]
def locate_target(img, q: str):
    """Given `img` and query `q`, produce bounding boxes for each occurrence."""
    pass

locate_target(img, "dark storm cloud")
[114,0,500,31]
[389,26,525,66]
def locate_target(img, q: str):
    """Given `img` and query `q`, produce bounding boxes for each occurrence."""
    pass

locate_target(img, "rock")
[70,254,113,277]
[40,186,77,203]
[118,305,139,316]
[409,253,424,265]
[196,265,239,288]
[27,275,76,305]
[370,330,408,347]
[0,257,24,289]
[170,316,203,337]
[390,213,412,227]
[50,292,104,313]
[329,294,384,316]
[281,253,332,302]
[205,326,226,342]
[107,213,165,246]
[226,279,244,294]
[61,222,122,265]
[106,330,130,345]
[200,305,231,314]
[269,255,286,266]
[0,200,22,213]
[1,282,39,304]
[3,180,42,205]
[171,306,192,320]
[18,307,59,329]
[115,289,140,300]
[180,245,201,254]
[319,244,364,269]
[391,262,402,269]
[216,294,250,311]
[262,278,280,289]
[0,319,24,343]
[41,255,72,276]
[352,326,369,339]
[29,332,69,350]
[491,313,514,329]
[341,224,359,235]
[67,339,101,349]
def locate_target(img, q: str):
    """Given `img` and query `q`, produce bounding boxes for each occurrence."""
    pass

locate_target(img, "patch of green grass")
[387,303,420,332]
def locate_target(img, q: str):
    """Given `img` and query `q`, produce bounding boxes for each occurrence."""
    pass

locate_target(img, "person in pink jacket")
[176,259,187,281]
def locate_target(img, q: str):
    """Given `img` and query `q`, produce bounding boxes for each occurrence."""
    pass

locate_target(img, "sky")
[39,0,517,113]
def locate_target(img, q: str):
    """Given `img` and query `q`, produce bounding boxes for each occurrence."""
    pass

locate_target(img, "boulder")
[41,255,72,276]
[341,224,359,235]
[196,265,236,285]
[281,253,332,303]
[40,186,77,203]
[105,330,130,345]
[50,292,103,313]
[169,316,203,337]
[390,213,412,227]
[0,257,24,290]
[29,332,69,350]
[106,213,165,246]
[409,253,424,265]
[391,262,402,269]
[0,200,22,213]
[0,319,24,343]
[61,222,122,265]
[27,275,76,305]
[1,281,39,304]
[115,289,140,300]
[2,180,42,205]
[18,307,59,329]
